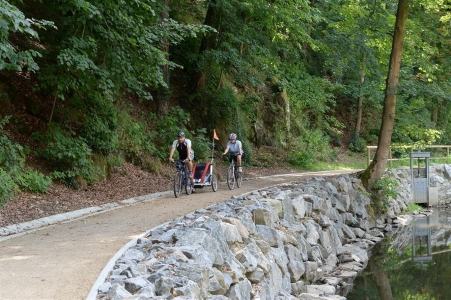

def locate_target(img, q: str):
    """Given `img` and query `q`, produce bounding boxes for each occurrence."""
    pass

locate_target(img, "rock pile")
[97,174,395,300]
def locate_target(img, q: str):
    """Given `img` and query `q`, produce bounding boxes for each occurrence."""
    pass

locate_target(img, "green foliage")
[289,129,333,170]
[119,111,156,162]
[0,116,28,172]
[0,167,19,205]
[0,0,54,71]
[37,125,96,185]
[349,133,366,153]
[371,176,400,213]
[15,169,52,194]
[0,116,51,201]
[404,203,421,214]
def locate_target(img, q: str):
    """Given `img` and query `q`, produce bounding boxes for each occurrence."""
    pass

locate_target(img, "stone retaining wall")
[95,166,451,300]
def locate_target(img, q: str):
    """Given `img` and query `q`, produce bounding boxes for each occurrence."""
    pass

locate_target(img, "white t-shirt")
[172,138,192,149]
[227,140,242,154]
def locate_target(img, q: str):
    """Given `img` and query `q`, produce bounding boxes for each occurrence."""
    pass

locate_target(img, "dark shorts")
[229,153,244,163]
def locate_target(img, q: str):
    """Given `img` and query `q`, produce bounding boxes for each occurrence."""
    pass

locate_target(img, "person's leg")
[237,155,242,172]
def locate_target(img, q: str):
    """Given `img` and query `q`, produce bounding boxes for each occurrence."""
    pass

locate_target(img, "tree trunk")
[189,0,217,92]
[157,0,170,119]
[355,60,365,138]
[369,258,394,300]
[361,0,409,189]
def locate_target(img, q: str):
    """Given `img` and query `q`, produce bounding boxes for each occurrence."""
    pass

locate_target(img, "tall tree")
[361,0,410,189]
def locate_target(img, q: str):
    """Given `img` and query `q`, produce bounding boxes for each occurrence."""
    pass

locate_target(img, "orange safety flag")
[213,129,219,140]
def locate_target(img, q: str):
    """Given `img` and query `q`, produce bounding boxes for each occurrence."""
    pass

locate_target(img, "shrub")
[0,116,28,172]
[119,112,157,162]
[37,125,97,185]
[81,114,119,155]
[372,176,400,213]
[349,133,366,153]
[0,167,19,206]
[15,169,52,194]
[289,129,332,169]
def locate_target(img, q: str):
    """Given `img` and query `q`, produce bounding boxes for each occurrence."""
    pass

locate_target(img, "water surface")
[346,210,451,300]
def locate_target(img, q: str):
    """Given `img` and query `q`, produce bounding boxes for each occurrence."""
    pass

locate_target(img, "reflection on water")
[346,209,451,300]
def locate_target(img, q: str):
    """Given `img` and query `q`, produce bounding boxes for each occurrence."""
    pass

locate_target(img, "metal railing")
[366,145,451,167]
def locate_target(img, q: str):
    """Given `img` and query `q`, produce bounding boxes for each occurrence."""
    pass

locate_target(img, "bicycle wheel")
[174,171,182,198]
[237,171,243,188]
[227,165,235,190]
[211,174,218,192]
[185,170,193,195]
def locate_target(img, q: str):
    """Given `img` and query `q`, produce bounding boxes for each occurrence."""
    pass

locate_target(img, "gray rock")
[253,208,275,227]
[246,267,265,283]
[285,244,306,282]
[303,195,324,212]
[256,225,280,247]
[125,277,151,294]
[351,228,365,238]
[236,211,256,234]
[123,249,145,262]
[98,282,112,294]
[305,261,319,282]
[221,222,243,244]
[304,202,313,217]
[222,217,250,239]
[225,278,252,300]
[309,245,324,264]
[174,280,202,298]
[135,285,156,297]
[207,296,230,300]
[175,229,221,266]
[291,280,307,295]
[209,268,230,295]
[270,246,289,275]
[246,240,271,272]
[318,215,333,228]
[319,230,332,255]
[154,276,174,296]
[336,194,350,211]
[306,284,336,296]
[109,283,132,300]
[337,176,350,194]
[292,196,306,219]
[235,246,259,273]
[178,245,213,267]
[327,227,342,251]
[337,244,368,263]
[339,223,356,240]
[280,194,295,224]
[176,264,210,298]
[306,222,320,245]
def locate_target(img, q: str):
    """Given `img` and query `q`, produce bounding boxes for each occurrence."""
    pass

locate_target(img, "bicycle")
[226,155,243,190]
[173,159,193,198]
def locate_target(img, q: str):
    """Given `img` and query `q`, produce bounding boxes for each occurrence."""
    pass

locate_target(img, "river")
[346,209,451,299]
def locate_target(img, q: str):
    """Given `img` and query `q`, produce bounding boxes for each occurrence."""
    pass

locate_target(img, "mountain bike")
[173,159,193,198]
[227,156,242,190]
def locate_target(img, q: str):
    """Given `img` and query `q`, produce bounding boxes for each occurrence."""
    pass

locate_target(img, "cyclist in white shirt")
[222,133,243,173]
[169,132,194,177]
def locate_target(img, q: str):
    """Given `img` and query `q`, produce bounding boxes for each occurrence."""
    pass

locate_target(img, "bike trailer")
[192,162,212,186]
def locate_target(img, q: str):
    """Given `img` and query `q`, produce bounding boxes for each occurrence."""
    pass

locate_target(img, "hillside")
[1,0,451,213]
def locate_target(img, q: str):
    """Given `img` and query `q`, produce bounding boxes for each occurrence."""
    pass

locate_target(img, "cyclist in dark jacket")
[169,132,194,177]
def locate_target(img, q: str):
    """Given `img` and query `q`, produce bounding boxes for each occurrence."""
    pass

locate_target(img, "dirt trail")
[0,171,353,300]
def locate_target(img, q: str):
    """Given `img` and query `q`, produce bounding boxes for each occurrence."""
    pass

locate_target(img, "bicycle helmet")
[177,132,185,138]
[229,133,237,140]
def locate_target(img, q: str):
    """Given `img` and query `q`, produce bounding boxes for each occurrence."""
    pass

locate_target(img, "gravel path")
[0,171,354,300]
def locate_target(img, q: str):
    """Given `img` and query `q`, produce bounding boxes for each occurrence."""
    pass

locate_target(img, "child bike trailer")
[192,159,218,192]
